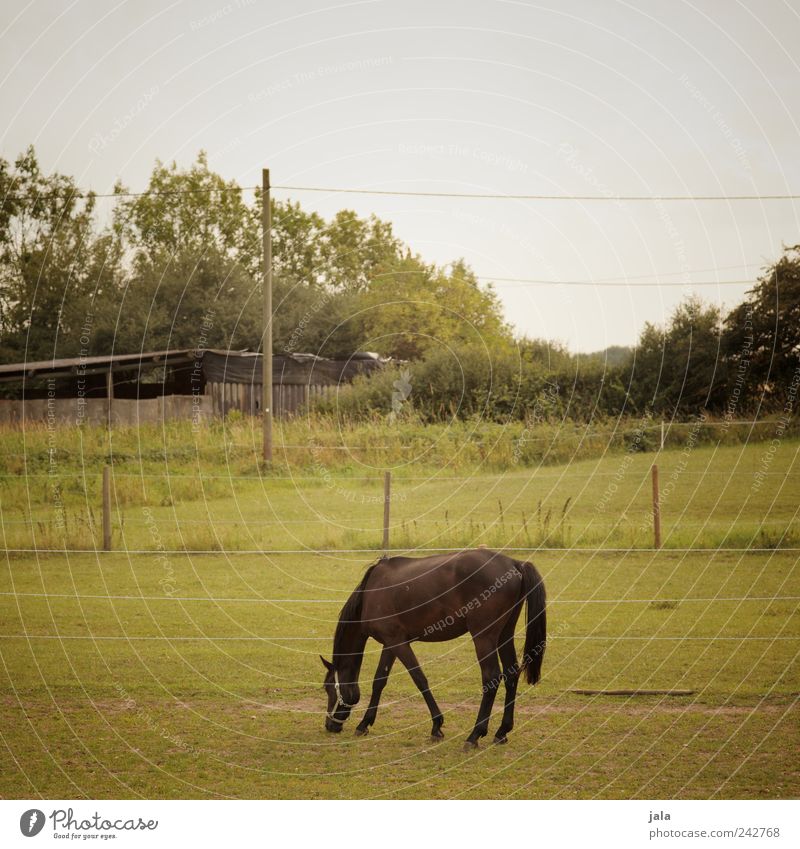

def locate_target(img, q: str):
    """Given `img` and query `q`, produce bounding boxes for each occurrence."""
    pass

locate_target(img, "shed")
[0,348,384,426]
[201,350,384,417]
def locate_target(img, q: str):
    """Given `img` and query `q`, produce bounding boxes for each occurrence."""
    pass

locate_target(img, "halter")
[326,669,353,725]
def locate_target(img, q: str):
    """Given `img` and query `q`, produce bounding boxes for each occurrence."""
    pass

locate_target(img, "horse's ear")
[320,655,333,671]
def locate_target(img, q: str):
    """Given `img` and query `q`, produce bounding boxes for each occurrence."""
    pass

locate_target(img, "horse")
[320,547,546,748]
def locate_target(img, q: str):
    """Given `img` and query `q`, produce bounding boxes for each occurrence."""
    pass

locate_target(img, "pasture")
[1,422,798,798]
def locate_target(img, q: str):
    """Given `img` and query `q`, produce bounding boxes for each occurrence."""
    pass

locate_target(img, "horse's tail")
[519,560,547,685]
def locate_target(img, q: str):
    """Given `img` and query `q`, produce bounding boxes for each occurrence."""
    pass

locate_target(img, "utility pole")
[262,168,273,462]
[106,366,113,431]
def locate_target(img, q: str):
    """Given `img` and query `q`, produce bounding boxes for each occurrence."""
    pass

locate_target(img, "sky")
[1,0,799,352]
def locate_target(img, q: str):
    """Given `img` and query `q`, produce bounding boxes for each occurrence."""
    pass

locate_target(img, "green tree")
[114,156,409,356]
[100,245,259,354]
[320,209,401,292]
[724,246,800,408]
[269,199,326,285]
[113,152,253,268]
[632,297,725,415]
[358,257,512,359]
[0,146,105,362]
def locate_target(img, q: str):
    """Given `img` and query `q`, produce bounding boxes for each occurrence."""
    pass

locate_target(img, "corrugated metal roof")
[0,349,386,384]
[0,349,198,382]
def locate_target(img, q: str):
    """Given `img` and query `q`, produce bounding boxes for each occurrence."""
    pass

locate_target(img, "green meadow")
[0,420,798,798]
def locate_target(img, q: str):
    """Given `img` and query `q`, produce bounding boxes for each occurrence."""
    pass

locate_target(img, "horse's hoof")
[429,732,444,743]
[355,726,369,737]
[463,740,479,751]
[493,735,508,745]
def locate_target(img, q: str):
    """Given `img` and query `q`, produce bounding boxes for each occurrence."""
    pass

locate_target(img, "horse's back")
[360,549,524,643]
[378,548,517,580]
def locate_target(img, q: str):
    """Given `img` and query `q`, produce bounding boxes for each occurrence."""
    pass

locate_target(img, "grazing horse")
[321,548,546,747]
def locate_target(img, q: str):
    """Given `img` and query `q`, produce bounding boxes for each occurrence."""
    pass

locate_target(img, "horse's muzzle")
[325,718,343,733]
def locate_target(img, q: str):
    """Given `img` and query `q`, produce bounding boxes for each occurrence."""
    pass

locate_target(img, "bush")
[312,341,635,424]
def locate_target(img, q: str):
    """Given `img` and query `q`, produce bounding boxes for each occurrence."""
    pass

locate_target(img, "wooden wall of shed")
[0,384,335,426]
[205,382,334,417]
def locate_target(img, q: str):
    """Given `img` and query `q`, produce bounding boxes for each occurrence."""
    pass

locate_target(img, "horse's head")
[320,656,360,732]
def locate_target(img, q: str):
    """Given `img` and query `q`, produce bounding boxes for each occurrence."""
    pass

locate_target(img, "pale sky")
[2,0,799,351]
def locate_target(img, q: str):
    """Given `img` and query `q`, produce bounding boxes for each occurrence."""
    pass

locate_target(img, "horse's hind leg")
[494,627,520,744]
[465,635,503,749]
[355,646,395,736]
[392,642,445,741]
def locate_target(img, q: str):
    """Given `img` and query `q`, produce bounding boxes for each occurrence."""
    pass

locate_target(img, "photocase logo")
[15,807,160,837]
[19,809,45,837]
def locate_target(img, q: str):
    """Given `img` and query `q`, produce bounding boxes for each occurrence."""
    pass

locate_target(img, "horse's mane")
[333,558,382,660]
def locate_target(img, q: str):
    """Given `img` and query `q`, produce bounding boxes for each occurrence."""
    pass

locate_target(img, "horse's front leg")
[465,635,503,749]
[391,642,444,741]
[355,646,395,736]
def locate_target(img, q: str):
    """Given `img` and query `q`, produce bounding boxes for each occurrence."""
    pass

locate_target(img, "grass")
[1,549,798,798]
[2,410,798,476]
[2,434,798,553]
[0,419,798,798]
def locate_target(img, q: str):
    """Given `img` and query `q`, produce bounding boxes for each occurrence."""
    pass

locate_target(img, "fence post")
[660,420,665,451]
[382,471,391,550]
[102,465,112,551]
[651,464,661,549]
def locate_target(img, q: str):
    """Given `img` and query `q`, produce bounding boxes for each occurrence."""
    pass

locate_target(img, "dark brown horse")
[321,548,546,747]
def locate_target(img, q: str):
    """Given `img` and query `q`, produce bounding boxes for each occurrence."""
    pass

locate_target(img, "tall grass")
[1,412,794,476]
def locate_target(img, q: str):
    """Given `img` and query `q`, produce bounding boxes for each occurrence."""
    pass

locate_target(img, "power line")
[522,262,763,280]
[4,184,800,202]
[3,186,235,200]
[274,185,800,202]
[1,183,780,288]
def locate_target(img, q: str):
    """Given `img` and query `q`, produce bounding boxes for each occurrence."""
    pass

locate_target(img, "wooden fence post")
[382,471,391,550]
[102,465,112,551]
[651,464,661,549]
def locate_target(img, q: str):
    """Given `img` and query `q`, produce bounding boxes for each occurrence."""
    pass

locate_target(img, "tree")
[114,156,408,355]
[0,146,104,362]
[101,245,259,354]
[631,297,725,416]
[269,199,326,285]
[320,209,401,292]
[112,152,254,269]
[358,257,512,360]
[724,246,800,408]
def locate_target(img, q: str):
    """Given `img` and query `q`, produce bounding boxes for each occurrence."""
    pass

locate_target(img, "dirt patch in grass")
[8,692,793,716]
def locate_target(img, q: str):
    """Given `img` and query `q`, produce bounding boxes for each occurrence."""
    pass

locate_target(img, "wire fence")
[3,546,800,555]
[2,590,797,605]
[3,455,797,652]
[0,633,795,642]
[0,469,794,480]
[2,463,798,552]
